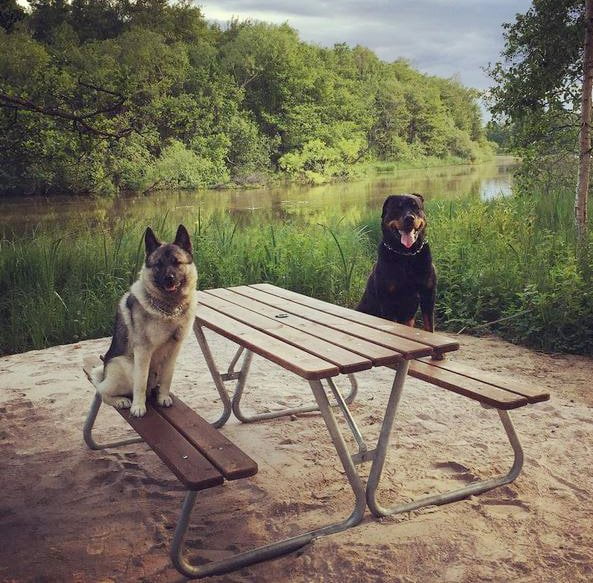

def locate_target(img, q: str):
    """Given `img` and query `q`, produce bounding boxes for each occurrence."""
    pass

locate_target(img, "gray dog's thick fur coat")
[90,225,198,417]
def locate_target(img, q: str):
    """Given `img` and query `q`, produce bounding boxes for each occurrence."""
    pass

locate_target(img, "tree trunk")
[576,0,593,239]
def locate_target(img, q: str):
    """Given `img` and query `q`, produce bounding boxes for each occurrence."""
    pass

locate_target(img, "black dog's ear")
[173,224,192,256]
[144,227,161,256]
[381,195,396,218]
[412,192,425,205]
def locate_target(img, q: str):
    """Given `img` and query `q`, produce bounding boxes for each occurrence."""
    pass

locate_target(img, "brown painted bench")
[408,357,550,409]
[82,357,258,578]
[116,394,257,486]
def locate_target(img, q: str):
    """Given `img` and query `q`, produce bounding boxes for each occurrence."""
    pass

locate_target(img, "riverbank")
[0,157,513,234]
[1,332,592,582]
[1,189,592,357]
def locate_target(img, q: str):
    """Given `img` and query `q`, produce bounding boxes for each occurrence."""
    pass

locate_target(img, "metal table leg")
[194,321,358,424]
[193,321,233,428]
[231,351,358,423]
[366,360,524,516]
[170,379,367,579]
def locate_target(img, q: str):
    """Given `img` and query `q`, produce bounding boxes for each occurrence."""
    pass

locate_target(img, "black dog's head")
[143,225,197,296]
[381,193,427,249]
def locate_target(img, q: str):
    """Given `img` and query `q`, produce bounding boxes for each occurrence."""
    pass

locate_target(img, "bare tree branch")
[0,87,133,139]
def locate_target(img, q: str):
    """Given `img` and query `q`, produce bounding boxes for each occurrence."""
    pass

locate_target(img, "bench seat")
[117,395,258,489]
[82,357,258,490]
[406,357,550,410]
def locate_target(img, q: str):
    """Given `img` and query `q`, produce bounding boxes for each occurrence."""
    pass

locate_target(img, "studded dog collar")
[382,239,427,256]
[146,294,189,319]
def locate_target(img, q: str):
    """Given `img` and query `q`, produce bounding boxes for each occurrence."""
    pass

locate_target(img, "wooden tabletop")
[196,284,459,380]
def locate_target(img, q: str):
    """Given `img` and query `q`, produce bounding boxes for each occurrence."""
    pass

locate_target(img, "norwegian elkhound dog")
[90,224,198,417]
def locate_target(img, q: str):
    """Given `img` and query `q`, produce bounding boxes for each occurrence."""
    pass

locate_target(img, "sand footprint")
[480,498,531,518]
[433,460,479,482]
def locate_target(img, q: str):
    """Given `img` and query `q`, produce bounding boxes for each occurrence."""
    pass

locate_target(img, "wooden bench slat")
[251,283,460,354]
[417,358,550,404]
[204,288,402,367]
[197,304,340,380]
[225,285,432,360]
[116,404,224,490]
[155,395,258,480]
[407,360,530,410]
[82,355,100,381]
[199,289,375,373]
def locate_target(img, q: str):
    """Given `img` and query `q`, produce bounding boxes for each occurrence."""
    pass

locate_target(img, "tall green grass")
[1,192,592,355]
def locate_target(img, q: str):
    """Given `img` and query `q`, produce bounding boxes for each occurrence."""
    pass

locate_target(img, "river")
[0,157,517,235]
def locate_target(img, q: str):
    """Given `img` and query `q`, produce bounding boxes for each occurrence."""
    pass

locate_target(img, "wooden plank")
[116,404,224,490]
[204,288,401,367]
[224,285,433,360]
[155,395,258,480]
[251,283,460,354]
[82,355,101,382]
[198,290,374,373]
[407,360,529,410]
[196,304,340,380]
[416,358,550,403]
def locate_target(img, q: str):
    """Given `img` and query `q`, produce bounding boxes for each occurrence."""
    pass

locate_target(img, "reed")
[1,191,592,355]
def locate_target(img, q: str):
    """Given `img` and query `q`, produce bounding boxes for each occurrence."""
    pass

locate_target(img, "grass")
[1,191,592,356]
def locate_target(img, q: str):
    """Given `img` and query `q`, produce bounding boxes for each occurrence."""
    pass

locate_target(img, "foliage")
[1,1,491,196]
[487,0,585,192]
[2,190,592,356]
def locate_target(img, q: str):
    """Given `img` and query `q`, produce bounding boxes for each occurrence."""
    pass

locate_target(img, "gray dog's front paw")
[114,397,132,409]
[157,394,173,407]
[129,402,147,417]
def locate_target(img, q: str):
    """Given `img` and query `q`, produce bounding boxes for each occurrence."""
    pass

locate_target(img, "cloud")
[199,0,532,90]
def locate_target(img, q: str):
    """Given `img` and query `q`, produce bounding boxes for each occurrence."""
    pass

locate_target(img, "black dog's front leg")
[419,284,436,333]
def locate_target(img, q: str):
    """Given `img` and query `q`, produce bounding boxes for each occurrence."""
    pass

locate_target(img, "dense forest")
[0,0,493,197]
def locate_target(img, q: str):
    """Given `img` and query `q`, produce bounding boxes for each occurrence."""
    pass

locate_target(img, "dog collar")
[146,295,188,319]
[382,239,427,256]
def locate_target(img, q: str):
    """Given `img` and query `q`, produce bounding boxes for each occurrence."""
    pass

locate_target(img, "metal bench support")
[366,359,525,517]
[168,379,367,579]
[83,392,144,450]
[83,367,367,579]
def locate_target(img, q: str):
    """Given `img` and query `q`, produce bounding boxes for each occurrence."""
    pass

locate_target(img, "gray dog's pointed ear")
[144,227,161,256]
[173,224,192,255]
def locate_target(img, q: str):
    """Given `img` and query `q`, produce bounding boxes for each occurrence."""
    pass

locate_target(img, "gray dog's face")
[144,225,196,296]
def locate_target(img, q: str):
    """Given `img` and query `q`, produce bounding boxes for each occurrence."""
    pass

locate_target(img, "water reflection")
[0,157,517,234]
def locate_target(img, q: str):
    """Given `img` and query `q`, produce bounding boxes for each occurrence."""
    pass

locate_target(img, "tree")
[0,0,26,32]
[577,0,593,238]
[488,0,590,235]
[0,2,490,195]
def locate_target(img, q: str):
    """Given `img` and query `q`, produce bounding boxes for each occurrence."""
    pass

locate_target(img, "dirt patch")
[1,332,592,582]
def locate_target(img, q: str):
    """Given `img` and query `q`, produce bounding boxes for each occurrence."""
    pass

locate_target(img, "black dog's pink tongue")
[399,230,416,249]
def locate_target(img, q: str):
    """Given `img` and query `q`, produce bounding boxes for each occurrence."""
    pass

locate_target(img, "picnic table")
[83,283,549,579]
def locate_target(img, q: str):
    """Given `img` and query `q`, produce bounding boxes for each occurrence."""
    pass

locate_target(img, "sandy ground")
[1,330,592,583]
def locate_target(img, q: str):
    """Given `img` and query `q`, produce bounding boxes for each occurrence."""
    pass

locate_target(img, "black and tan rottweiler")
[357,193,436,332]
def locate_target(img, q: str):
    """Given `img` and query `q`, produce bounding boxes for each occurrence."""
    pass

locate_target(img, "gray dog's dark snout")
[164,273,176,284]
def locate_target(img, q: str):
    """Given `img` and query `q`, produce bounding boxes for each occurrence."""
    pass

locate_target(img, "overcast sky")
[198,0,533,94]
